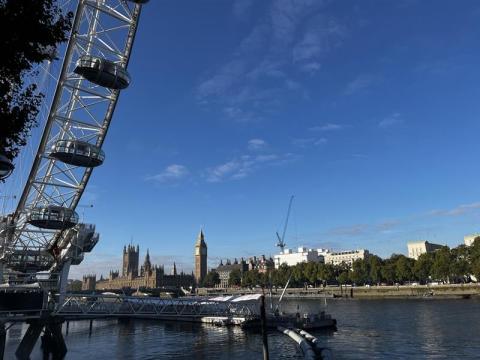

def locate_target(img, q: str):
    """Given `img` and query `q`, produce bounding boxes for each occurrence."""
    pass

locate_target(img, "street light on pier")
[78,204,94,222]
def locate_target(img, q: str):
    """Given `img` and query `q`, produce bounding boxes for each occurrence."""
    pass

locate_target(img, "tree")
[414,253,433,283]
[336,262,350,285]
[68,279,82,292]
[395,255,414,283]
[469,237,480,281]
[291,262,307,287]
[351,259,369,285]
[369,256,383,285]
[337,271,349,285]
[0,0,72,162]
[450,246,470,282]
[201,271,220,288]
[381,258,396,284]
[431,247,452,282]
[228,269,242,287]
[272,263,291,287]
[243,269,262,287]
[303,261,318,285]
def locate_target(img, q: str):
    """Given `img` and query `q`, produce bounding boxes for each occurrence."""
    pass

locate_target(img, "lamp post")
[77,204,93,222]
[0,155,14,181]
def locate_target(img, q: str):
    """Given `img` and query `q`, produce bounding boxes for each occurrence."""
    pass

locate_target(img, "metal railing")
[54,294,260,319]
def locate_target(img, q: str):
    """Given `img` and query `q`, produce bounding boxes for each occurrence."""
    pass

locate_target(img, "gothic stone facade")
[88,245,194,290]
[82,274,96,291]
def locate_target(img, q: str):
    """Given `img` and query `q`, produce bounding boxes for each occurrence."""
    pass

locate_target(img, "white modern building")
[464,233,480,247]
[407,240,443,260]
[324,249,369,267]
[274,247,326,269]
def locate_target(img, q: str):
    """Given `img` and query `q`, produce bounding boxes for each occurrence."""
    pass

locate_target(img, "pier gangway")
[55,293,261,321]
[0,291,262,358]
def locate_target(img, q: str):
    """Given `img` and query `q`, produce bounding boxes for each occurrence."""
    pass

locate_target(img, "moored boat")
[268,310,336,330]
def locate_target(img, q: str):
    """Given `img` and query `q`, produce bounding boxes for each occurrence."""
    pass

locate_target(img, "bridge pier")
[42,321,67,359]
[15,320,43,360]
[15,318,67,360]
[0,322,6,360]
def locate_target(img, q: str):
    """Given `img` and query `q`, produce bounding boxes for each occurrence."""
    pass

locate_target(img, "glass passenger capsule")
[27,205,79,230]
[0,154,14,180]
[74,55,130,90]
[50,140,105,167]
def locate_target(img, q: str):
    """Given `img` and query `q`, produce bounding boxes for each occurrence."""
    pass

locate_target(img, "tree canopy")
[201,270,220,288]
[210,238,480,288]
[0,0,72,161]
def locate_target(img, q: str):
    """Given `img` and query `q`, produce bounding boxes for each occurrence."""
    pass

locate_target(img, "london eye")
[0,0,147,296]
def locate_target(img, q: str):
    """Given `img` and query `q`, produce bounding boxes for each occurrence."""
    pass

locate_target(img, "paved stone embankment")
[198,284,480,299]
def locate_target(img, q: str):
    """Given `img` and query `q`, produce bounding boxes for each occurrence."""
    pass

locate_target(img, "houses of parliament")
[82,231,207,291]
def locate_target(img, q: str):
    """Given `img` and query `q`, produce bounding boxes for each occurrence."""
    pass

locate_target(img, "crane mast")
[276,195,294,253]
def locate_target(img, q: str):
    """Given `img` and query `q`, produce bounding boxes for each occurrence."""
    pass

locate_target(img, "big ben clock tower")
[194,229,207,285]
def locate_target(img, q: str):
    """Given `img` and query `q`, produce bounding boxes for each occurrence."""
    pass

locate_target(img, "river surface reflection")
[4,298,480,359]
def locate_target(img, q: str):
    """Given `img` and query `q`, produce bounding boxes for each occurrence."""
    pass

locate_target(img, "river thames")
[5,298,480,359]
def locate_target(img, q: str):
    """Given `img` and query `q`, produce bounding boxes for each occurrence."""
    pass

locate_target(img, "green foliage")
[68,279,82,292]
[431,247,452,282]
[368,256,383,284]
[0,0,72,161]
[228,269,242,287]
[450,246,470,282]
[201,270,220,287]
[414,253,434,282]
[395,255,414,282]
[470,237,480,280]
[350,259,369,284]
[380,259,396,284]
[220,241,480,288]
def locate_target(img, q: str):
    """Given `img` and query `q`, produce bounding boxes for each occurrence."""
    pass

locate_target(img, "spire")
[144,248,151,270]
[173,262,177,276]
[196,228,206,246]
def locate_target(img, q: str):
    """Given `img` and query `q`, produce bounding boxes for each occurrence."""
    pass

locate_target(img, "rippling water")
[5,298,480,359]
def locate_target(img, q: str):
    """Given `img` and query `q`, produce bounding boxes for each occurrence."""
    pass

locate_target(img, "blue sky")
[5,0,480,278]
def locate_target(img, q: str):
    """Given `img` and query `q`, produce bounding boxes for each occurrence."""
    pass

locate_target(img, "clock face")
[201,248,207,256]
[195,248,200,255]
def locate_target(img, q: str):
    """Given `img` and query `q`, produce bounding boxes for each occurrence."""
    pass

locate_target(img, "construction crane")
[276,195,294,253]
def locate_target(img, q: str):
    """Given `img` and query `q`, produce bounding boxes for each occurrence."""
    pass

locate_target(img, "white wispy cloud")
[378,112,403,128]
[205,153,296,182]
[329,223,370,236]
[429,202,480,217]
[197,0,347,121]
[292,137,327,148]
[292,14,347,73]
[146,164,189,183]
[345,74,375,95]
[248,138,267,151]
[309,123,344,131]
